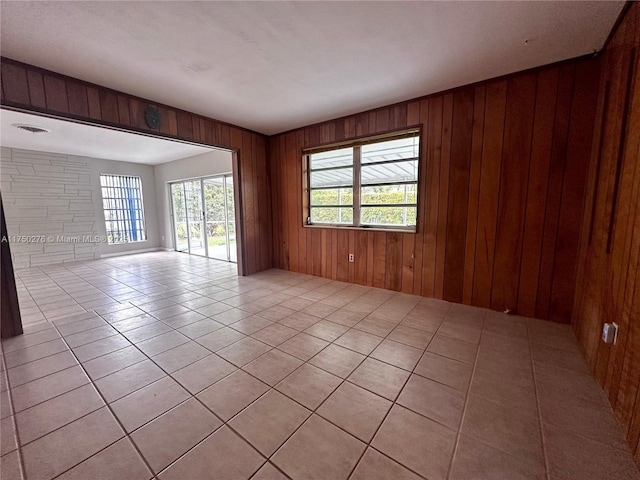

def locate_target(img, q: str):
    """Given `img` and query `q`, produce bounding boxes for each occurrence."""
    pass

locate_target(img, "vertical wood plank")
[26,70,46,109]
[434,94,453,298]
[116,95,131,126]
[354,232,368,286]
[128,98,145,130]
[99,90,119,124]
[472,80,507,308]
[366,232,375,286]
[536,63,577,319]
[285,133,298,272]
[242,131,257,274]
[376,108,389,133]
[372,232,386,288]
[491,73,537,313]
[66,82,89,118]
[292,131,305,273]
[337,230,349,282]
[43,74,69,113]
[549,59,601,322]
[401,234,415,294]
[462,86,486,303]
[443,88,475,302]
[348,230,355,283]
[86,87,101,120]
[330,229,338,280]
[1,62,30,104]
[412,99,426,295]
[421,97,440,297]
[517,68,559,317]
[168,110,178,137]
[385,232,402,291]
[176,111,194,140]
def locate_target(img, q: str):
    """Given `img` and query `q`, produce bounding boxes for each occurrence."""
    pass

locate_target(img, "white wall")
[153,150,232,249]
[0,146,232,267]
[1,147,161,267]
[1,147,100,268]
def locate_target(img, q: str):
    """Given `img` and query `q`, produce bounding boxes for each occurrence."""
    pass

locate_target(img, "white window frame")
[100,174,147,244]
[303,128,420,232]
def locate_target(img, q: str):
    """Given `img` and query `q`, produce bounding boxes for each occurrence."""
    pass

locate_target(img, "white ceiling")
[0,110,214,164]
[0,1,624,135]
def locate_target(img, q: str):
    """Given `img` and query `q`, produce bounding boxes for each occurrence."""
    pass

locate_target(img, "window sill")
[303,224,416,234]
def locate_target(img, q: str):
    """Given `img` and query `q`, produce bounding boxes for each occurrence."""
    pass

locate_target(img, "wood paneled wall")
[572,2,640,463]
[269,56,601,322]
[0,58,272,275]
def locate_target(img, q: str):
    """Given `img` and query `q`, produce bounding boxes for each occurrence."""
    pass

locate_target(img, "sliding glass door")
[170,174,236,262]
[170,183,188,252]
[184,180,206,256]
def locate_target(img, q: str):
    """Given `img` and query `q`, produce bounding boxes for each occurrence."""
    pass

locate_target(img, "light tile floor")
[1,251,639,480]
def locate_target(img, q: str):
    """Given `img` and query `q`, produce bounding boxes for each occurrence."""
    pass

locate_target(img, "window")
[305,129,420,230]
[100,174,147,244]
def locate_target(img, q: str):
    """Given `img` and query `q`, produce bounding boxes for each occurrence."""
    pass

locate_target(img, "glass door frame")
[170,182,190,253]
[169,173,236,263]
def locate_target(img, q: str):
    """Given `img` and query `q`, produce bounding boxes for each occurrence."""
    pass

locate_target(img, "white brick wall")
[1,147,100,268]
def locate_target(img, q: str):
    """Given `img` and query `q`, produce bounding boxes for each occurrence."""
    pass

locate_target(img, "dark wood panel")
[99,90,119,124]
[536,63,576,319]
[373,232,386,288]
[66,82,89,118]
[336,230,349,282]
[443,88,475,303]
[1,62,30,105]
[355,231,368,285]
[117,95,131,126]
[409,100,425,295]
[462,86,486,304]
[435,94,453,299]
[490,73,537,313]
[26,70,46,109]
[43,74,69,113]
[86,87,101,120]
[571,1,640,465]
[385,232,402,291]
[472,80,507,308]
[421,96,441,298]
[549,58,601,322]
[401,233,415,294]
[517,68,558,317]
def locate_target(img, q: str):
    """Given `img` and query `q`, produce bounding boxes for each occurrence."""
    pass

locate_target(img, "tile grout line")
[132,288,438,478]
[0,346,28,480]
[527,319,552,480]
[116,321,283,479]
[264,298,453,479]
[8,255,499,480]
[444,309,487,480]
[45,322,160,480]
[153,286,451,477]
[342,304,454,480]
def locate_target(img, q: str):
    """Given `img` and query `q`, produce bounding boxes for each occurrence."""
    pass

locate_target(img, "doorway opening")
[170,174,236,262]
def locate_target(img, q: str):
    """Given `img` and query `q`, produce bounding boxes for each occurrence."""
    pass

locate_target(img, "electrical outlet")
[603,322,619,344]
[348,253,354,263]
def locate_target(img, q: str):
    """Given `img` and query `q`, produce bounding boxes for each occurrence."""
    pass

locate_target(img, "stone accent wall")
[0,147,100,268]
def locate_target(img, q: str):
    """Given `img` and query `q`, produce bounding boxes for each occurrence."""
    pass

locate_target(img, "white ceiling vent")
[12,124,51,134]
